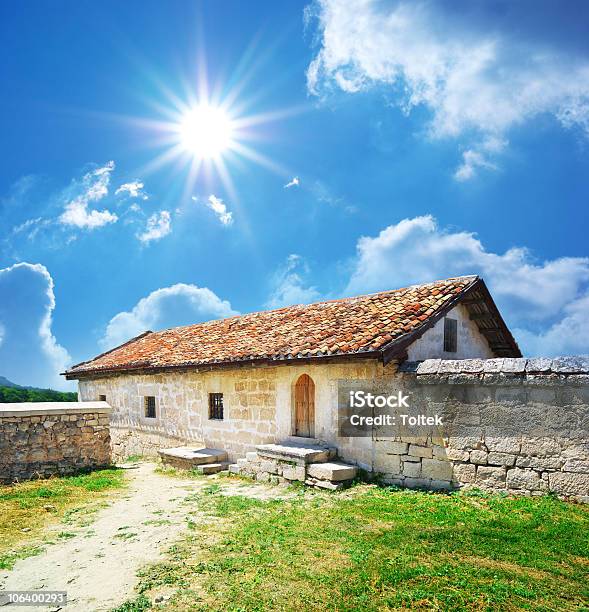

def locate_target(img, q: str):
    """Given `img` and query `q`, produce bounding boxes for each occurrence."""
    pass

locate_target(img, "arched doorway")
[294,374,315,438]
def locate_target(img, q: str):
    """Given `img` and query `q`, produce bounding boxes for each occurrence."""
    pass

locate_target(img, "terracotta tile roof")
[65,275,506,378]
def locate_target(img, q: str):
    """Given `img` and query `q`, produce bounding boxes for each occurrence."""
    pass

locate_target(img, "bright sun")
[178,104,234,159]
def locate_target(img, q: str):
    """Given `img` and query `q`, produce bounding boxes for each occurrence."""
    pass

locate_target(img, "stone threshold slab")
[158,446,228,465]
[307,461,358,481]
[256,443,336,465]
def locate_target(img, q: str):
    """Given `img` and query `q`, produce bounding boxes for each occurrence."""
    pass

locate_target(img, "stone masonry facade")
[77,360,387,462]
[369,357,589,501]
[77,356,589,501]
[0,402,112,484]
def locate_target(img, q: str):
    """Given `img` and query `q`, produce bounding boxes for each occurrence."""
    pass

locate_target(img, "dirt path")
[0,463,285,611]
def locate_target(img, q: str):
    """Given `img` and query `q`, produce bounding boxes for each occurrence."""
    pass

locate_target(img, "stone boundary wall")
[400,355,589,377]
[0,402,112,484]
[369,357,589,501]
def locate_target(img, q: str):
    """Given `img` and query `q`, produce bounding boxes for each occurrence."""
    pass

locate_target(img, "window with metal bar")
[443,317,458,353]
[209,393,224,420]
[144,396,156,419]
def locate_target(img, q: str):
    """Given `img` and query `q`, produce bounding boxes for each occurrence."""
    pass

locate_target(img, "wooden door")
[294,374,315,437]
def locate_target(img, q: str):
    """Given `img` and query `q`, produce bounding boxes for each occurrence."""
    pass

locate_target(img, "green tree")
[0,386,77,403]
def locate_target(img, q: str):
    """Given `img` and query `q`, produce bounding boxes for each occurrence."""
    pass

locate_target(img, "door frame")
[292,373,315,438]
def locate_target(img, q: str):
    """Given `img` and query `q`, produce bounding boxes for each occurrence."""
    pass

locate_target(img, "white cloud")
[59,205,117,230]
[454,150,495,182]
[194,195,233,226]
[284,177,300,189]
[0,322,4,348]
[454,136,506,181]
[515,293,589,357]
[307,0,589,177]
[137,210,171,244]
[59,161,118,229]
[266,254,321,309]
[0,262,71,389]
[100,284,238,350]
[10,217,51,242]
[346,215,589,321]
[115,181,148,200]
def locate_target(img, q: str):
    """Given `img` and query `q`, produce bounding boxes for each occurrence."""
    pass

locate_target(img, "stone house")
[64,275,517,459]
[63,275,589,498]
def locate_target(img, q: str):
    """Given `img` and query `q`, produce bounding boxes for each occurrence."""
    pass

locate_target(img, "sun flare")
[178,104,234,159]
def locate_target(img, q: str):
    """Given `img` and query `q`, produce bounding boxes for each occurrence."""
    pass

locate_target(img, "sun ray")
[228,141,289,176]
[214,156,239,205]
[180,155,204,205]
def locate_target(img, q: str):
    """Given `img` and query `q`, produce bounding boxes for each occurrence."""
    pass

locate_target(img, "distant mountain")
[0,376,22,388]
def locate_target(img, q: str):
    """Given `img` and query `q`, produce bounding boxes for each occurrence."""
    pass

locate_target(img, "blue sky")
[1,0,589,389]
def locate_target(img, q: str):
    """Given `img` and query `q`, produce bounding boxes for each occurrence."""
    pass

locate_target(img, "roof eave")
[62,349,386,380]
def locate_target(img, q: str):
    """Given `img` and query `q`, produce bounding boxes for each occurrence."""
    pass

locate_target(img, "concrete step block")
[256,443,335,464]
[307,479,346,491]
[307,461,358,482]
[282,436,330,447]
[158,446,228,466]
[196,462,228,475]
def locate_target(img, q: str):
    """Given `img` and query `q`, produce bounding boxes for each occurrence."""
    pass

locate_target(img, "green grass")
[112,594,152,612]
[0,468,126,569]
[143,518,173,527]
[124,454,144,463]
[131,485,589,611]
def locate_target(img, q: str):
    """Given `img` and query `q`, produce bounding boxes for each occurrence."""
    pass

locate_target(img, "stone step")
[305,478,346,491]
[307,461,358,482]
[158,446,228,469]
[256,442,336,465]
[195,462,230,475]
[282,436,330,447]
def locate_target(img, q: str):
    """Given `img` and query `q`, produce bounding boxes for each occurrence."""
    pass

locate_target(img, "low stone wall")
[110,424,198,461]
[0,402,112,483]
[367,357,589,501]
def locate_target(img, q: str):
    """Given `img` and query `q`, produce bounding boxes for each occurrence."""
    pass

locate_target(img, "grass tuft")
[112,594,152,612]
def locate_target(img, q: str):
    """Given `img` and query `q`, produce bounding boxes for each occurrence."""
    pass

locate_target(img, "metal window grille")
[209,393,224,420]
[144,396,156,419]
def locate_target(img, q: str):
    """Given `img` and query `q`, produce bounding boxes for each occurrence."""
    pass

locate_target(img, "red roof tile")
[65,276,483,377]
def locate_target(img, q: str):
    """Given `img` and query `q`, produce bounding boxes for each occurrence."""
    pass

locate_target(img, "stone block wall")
[368,357,589,501]
[0,402,112,484]
[77,359,386,461]
[72,355,589,502]
[109,427,191,461]
[78,369,280,462]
